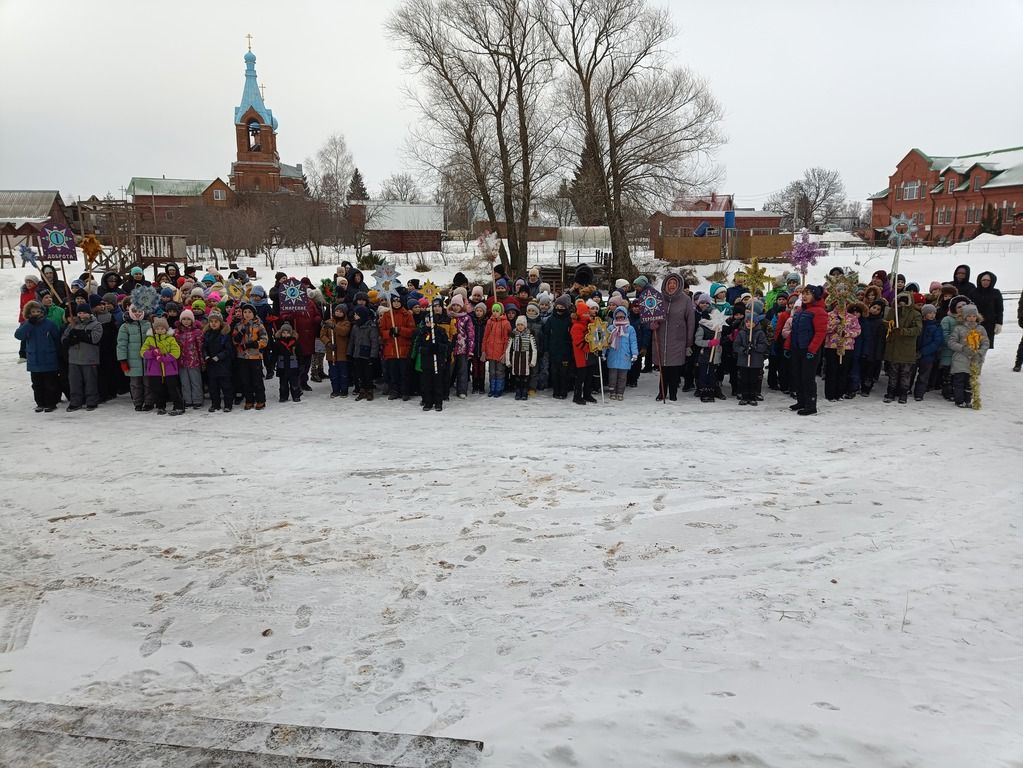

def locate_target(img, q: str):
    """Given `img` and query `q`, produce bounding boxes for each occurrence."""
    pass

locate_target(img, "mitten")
[390,327,399,338]
[806,352,816,360]
[631,356,638,363]
[707,338,720,348]
[119,360,131,374]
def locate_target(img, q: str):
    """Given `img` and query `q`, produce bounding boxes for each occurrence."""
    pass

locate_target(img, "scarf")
[608,313,630,349]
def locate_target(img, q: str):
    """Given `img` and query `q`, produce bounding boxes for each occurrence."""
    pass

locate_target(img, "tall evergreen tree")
[569,134,607,226]
[348,168,369,202]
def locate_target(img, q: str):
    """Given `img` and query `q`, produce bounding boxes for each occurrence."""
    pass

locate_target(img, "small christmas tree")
[783,229,825,283]
[348,168,369,202]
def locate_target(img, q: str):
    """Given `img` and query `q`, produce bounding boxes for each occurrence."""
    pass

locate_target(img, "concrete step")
[0,700,483,767]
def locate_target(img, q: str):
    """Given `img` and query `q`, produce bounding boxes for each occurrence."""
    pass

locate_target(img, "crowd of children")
[13,260,1015,416]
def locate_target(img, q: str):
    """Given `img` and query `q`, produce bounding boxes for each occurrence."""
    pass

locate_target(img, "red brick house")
[869,146,1023,243]
[128,177,235,227]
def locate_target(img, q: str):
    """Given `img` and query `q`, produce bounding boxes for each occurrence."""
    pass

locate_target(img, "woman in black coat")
[971,271,1003,348]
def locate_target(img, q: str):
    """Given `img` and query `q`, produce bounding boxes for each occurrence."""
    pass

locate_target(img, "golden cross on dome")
[260,84,266,99]
[245,33,253,52]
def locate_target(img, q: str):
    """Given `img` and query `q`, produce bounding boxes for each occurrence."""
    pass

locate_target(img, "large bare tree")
[388,0,560,276]
[380,172,424,203]
[542,0,724,279]
[764,167,847,232]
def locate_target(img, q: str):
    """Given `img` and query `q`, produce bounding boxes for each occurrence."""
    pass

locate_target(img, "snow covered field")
[1,241,1022,767]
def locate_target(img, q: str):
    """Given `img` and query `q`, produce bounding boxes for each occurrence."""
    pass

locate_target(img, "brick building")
[351,200,445,252]
[869,146,1023,243]
[649,209,784,245]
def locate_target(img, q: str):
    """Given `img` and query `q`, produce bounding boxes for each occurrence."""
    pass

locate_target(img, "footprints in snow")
[138,618,172,657]
[464,545,487,562]
[294,604,312,629]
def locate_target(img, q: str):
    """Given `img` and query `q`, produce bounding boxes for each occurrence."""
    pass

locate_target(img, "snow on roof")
[0,190,62,219]
[983,163,1023,189]
[867,188,889,200]
[361,201,444,232]
[127,177,213,197]
[930,146,1023,175]
[280,163,304,179]
[0,217,49,229]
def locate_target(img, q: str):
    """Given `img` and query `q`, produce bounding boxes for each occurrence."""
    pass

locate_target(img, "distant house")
[869,146,1023,243]
[127,177,235,227]
[671,192,733,212]
[649,209,784,246]
[0,191,70,264]
[351,200,445,253]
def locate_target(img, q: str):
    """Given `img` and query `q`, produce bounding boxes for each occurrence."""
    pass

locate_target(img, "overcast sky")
[2,0,1020,211]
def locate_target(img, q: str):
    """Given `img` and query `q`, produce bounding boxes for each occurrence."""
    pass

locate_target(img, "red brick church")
[129,45,304,224]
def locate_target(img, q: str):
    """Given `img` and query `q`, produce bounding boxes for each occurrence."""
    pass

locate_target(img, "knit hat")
[151,317,169,332]
[191,299,206,312]
[615,278,630,290]
[575,299,590,317]
[804,284,823,302]
[786,272,800,284]
[872,269,888,282]
[178,309,195,323]
[333,304,348,315]
[961,303,979,319]
[102,292,118,305]
[201,273,216,284]
[75,303,92,315]
[491,303,504,315]
[190,287,205,299]
[207,309,223,322]
[525,301,540,318]
[239,301,256,315]
[554,294,572,311]
[131,266,144,276]
[515,315,528,329]
[474,302,488,314]
[928,281,942,292]
[88,294,104,308]
[160,286,175,298]
[503,302,518,316]
[710,282,727,299]
[921,304,937,317]
[633,275,650,289]
[278,322,294,334]
[586,298,599,312]
[165,302,181,314]
[536,291,552,306]
[450,294,465,309]
[528,267,540,280]
[406,297,419,310]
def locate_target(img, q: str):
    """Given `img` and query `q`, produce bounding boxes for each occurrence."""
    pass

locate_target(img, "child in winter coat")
[274,322,303,403]
[469,302,488,394]
[789,285,828,415]
[413,307,450,411]
[62,305,103,411]
[483,303,511,397]
[767,293,791,392]
[883,294,922,404]
[505,315,538,401]
[175,309,205,408]
[946,304,989,408]
[626,300,651,388]
[939,295,970,400]
[524,300,544,395]
[914,304,944,401]
[605,305,638,401]
[379,294,416,401]
[543,295,573,400]
[116,305,152,410]
[733,306,770,406]
[232,302,269,410]
[203,310,235,411]
[449,295,476,399]
[347,305,380,401]
[694,295,721,403]
[823,304,862,402]
[18,275,39,361]
[321,304,352,398]
[141,316,184,415]
[857,299,887,396]
[570,300,597,405]
[14,300,62,412]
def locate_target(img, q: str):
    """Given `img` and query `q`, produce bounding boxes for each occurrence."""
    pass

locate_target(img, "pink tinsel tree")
[783,228,825,282]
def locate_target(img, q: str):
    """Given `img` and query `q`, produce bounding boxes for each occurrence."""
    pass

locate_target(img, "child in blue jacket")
[626,300,651,388]
[913,304,944,401]
[605,305,638,400]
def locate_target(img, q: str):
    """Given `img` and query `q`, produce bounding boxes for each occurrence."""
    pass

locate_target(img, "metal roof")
[0,190,62,219]
[359,201,444,232]
[127,178,212,197]
[280,162,303,179]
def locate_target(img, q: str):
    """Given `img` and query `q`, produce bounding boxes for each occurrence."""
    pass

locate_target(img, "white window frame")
[903,180,919,200]
[946,178,955,194]
[973,176,982,191]
[213,189,226,201]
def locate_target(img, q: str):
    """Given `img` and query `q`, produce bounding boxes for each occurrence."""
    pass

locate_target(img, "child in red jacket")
[570,300,596,405]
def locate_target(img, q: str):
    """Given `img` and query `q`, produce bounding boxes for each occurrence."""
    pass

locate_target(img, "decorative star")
[421,280,440,303]
[371,263,401,300]
[585,317,609,352]
[743,257,771,296]
[824,269,859,310]
[884,214,918,247]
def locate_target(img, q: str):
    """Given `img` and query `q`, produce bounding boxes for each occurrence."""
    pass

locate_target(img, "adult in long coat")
[971,271,1003,348]
[281,298,321,389]
[652,273,694,401]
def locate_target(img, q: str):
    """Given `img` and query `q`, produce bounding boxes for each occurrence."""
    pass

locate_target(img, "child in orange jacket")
[482,303,511,397]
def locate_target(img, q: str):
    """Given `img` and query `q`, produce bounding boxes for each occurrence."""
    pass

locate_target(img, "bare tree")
[537,178,576,227]
[380,172,424,203]
[388,0,561,276]
[764,167,847,232]
[542,0,724,280]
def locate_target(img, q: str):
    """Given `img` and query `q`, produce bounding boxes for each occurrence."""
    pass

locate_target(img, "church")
[127,44,305,225]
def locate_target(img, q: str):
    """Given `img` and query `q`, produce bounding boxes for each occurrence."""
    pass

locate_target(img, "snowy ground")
[1,243,1022,767]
